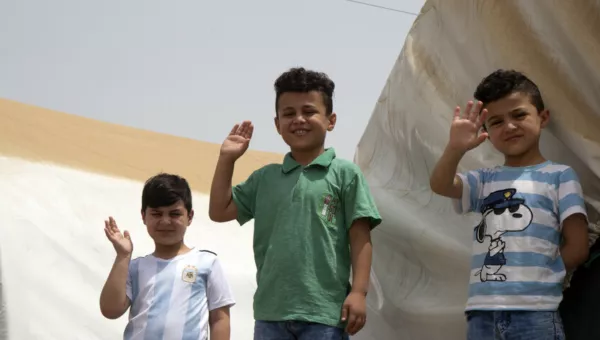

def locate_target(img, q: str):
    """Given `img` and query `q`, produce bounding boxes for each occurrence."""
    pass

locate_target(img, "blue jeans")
[466,310,565,340]
[254,321,349,340]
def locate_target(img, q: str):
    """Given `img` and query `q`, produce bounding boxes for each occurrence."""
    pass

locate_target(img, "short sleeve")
[558,167,588,224]
[231,169,261,226]
[126,258,139,302]
[453,169,484,214]
[206,257,236,311]
[343,168,382,230]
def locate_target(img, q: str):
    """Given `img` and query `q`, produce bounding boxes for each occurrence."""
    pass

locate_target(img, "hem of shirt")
[254,312,344,329]
[464,305,559,312]
[208,299,236,311]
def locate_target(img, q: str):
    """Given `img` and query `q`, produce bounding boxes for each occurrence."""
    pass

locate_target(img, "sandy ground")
[0,98,283,191]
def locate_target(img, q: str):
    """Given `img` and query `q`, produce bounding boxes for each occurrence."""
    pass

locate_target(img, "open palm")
[448,100,489,152]
[104,216,133,257]
[220,120,254,160]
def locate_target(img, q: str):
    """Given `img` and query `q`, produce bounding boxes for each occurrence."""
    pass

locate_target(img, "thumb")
[123,230,131,239]
[341,305,349,322]
[476,132,488,145]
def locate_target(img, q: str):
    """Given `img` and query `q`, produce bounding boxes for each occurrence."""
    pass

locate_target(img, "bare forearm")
[209,156,236,221]
[561,239,589,272]
[430,146,465,198]
[210,319,230,340]
[350,222,372,295]
[100,255,130,319]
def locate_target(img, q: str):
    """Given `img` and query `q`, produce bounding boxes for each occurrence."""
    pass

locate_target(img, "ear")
[274,116,281,135]
[475,219,486,243]
[141,210,147,225]
[188,209,194,225]
[539,109,550,128]
[327,112,337,131]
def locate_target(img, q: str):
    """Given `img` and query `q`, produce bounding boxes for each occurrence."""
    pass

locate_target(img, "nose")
[506,121,518,130]
[512,213,522,218]
[292,114,307,124]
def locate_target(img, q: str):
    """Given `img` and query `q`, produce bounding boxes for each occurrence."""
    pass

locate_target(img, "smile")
[293,129,308,136]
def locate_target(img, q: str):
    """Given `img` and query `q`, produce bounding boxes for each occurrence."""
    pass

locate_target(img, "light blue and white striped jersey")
[124,248,235,340]
[454,161,587,311]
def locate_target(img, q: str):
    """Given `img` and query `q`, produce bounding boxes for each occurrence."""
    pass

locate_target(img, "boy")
[99,173,235,340]
[208,67,382,340]
[429,69,589,339]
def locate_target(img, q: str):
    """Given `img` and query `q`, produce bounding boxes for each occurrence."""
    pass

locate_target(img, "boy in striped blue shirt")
[99,173,235,340]
[430,70,589,339]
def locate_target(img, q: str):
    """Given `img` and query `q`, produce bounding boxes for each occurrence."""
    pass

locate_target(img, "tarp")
[353,1,600,339]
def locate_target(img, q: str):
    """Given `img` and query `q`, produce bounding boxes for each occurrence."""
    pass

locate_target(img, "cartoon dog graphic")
[474,189,533,282]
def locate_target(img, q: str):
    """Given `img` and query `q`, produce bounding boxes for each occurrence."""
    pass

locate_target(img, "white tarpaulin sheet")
[354,1,600,339]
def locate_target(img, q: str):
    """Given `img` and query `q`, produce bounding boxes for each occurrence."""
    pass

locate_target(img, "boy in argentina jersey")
[99,173,235,340]
[430,70,589,340]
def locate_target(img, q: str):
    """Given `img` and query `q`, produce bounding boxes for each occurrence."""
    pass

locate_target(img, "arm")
[561,213,589,271]
[349,218,372,296]
[557,167,589,271]
[209,156,238,222]
[99,254,131,319]
[341,169,382,335]
[206,257,236,339]
[209,306,231,340]
[429,146,466,199]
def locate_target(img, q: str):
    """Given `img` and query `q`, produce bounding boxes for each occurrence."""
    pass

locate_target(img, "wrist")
[115,253,132,261]
[350,289,368,296]
[443,145,467,159]
[218,154,238,165]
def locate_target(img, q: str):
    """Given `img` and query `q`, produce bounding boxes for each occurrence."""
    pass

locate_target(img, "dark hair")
[141,173,192,214]
[274,67,335,115]
[474,69,545,112]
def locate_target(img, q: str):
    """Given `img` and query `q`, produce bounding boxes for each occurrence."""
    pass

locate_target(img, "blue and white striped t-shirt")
[124,248,235,340]
[454,160,587,311]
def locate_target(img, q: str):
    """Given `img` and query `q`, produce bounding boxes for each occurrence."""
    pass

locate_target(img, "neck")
[153,242,191,260]
[291,146,325,166]
[504,146,546,167]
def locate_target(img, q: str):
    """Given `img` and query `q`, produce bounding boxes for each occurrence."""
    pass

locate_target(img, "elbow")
[429,178,443,196]
[209,209,226,223]
[100,305,125,320]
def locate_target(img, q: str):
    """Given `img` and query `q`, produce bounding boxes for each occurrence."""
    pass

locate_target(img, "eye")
[493,208,506,215]
[508,205,519,213]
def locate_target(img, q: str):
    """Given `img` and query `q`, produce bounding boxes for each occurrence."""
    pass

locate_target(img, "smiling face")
[275,91,336,152]
[483,92,549,158]
[142,200,193,246]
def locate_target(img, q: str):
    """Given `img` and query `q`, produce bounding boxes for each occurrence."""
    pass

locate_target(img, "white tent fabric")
[353,1,600,339]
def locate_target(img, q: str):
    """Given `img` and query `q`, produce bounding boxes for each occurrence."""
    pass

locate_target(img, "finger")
[346,314,358,334]
[476,108,488,128]
[237,120,250,137]
[123,230,131,240]
[476,132,489,145]
[340,306,348,322]
[229,124,240,136]
[469,101,482,122]
[104,220,114,236]
[245,123,254,140]
[452,106,461,121]
[349,317,365,335]
[462,101,473,119]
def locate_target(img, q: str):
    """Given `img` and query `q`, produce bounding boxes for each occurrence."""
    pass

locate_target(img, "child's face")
[275,91,336,153]
[483,92,549,158]
[142,200,193,246]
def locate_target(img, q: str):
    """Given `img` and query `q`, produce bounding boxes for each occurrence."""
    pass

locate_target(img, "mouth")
[292,129,309,136]
[504,135,523,142]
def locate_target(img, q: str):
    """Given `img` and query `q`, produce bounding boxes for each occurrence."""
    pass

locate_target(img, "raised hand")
[220,121,253,161]
[448,101,489,152]
[104,216,133,257]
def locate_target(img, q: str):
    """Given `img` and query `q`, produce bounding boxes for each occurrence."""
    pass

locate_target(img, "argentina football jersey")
[123,249,235,340]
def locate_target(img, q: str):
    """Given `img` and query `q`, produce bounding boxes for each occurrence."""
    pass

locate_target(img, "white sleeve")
[207,257,236,311]
[452,169,484,214]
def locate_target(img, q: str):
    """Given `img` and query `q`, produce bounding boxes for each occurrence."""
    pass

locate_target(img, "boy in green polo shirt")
[209,67,382,340]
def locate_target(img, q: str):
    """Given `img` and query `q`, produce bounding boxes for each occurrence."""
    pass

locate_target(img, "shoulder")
[330,158,363,179]
[250,163,282,179]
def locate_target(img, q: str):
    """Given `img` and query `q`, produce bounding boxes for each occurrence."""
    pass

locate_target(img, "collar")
[281,148,336,174]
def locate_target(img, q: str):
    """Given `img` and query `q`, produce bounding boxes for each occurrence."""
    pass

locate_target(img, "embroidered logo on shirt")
[319,193,339,224]
[182,265,198,283]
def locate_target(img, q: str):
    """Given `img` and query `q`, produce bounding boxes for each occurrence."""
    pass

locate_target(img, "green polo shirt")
[231,148,382,327]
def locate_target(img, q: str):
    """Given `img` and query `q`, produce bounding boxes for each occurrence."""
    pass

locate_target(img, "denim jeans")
[254,320,349,340]
[466,310,565,340]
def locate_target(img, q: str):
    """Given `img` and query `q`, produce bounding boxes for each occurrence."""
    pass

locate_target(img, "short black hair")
[274,67,335,115]
[474,69,545,112]
[141,173,192,214]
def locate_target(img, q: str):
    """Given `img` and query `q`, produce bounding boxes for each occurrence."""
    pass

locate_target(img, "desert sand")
[0,98,283,191]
